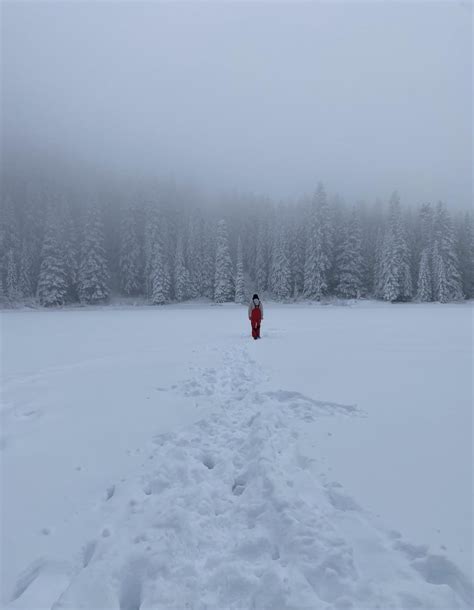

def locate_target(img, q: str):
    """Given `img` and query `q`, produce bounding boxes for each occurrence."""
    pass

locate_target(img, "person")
[248,294,264,340]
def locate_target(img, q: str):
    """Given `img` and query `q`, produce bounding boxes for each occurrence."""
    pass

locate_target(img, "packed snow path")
[5,344,472,610]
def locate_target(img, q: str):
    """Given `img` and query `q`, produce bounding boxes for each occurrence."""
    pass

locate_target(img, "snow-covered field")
[1,302,472,609]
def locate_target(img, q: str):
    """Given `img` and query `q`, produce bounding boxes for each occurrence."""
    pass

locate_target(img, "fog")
[2,1,472,207]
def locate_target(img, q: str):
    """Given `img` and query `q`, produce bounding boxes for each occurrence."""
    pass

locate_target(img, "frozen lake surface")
[1,301,472,608]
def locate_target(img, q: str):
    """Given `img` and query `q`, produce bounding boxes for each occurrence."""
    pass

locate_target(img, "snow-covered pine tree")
[303,207,324,298]
[303,203,322,299]
[432,202,463,302]
[373,228,384,298]
[317,183,334,293]
[143,205,170,305]
[150,240,170,304]
[270,212,292,300]
[255,216,269,293]
[6,249,20,302]
[404,207,419,293]
[239,208,257,289]
[186,212,204,298]
[18,239,34,298]
[144,204,160,300]
[419,203,434,253]
[24,185,47,293]
[18,196,43,299]
[417,248,433,302]
[336,207,363,299]
[432,241,449,303]
[119,205,142,296]
[174,234,190,301]
[288,213,305,298]
[303,183,332,300]
[78,206,110,304]
[214,219,234,302]
[379,192,412,302]
[235,236,245,304]
[361,200,382,297]
[37,206,69,306]
[0,208,7,302]
[456,212,474,299]
[327,195,345,293]
[0,195,21,301]
[202,221,215,300]
[62,200,80,302]
[416,204,434,302]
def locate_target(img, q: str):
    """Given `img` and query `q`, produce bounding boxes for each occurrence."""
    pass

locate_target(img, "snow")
[1,301,472,609]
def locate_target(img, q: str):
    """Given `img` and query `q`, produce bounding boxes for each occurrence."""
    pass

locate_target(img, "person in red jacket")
[248,294,264,340]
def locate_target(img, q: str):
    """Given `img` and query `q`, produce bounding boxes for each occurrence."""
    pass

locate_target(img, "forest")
[1,181,472,307]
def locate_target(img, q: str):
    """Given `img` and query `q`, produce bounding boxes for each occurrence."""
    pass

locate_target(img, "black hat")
[253,294,259,300]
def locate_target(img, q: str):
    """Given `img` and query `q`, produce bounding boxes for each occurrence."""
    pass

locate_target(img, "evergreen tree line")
[1,184,472,307]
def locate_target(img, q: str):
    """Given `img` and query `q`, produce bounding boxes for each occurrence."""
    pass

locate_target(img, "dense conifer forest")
[1,181,472,307]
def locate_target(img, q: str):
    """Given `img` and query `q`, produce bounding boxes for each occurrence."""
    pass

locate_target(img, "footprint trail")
[7,345,473,609]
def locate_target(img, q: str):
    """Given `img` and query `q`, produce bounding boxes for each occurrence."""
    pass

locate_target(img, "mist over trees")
[1,181,472,308]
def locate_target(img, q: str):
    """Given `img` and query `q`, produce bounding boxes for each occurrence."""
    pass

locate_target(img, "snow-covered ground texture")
[1,301,472,609]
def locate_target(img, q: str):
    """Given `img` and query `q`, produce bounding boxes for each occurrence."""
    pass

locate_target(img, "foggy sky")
[2,1,472,207]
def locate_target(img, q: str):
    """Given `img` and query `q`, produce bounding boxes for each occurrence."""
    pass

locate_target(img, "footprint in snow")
[82,540,97,568]
[118,557,150,610]
[232,476,246,496]
[10,559,47,601]
[263,390,358,418]
[105,484,116,501]
[412,554,474,606]
[201,454,215,470]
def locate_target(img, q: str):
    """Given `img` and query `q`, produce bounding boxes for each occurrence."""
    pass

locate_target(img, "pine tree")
[235,236,245,304]
[336,208,363,299]
[270,214,291,300]
[303,183,332,300]
[144,204,161,300]
[37,207,69,307]
[6,249,20,302]
[255,218,269,293]
[62,201,80,302]
[432,202,463,301]
[78,207,110,304]
[201,221,215,300]
[359,200,381,296]
[417,248,433,302]
[150,240,169,304]
[186,212,204,298]
[24,186,47,295]
[379,192,412,302]
[174,234,190,301]
[330,203,346,295]
[0,195,21,301]
[419,203,434,250]
[303,206,325,299]
[119,205,142,296]
[317,183,334,293]
[373,228,385,299]
[289,214,305,298]
[18,239,34,298]
[456,212,474,299]
[433,242,449,303]
[414,204,434,301]
[214,219,234,302]
[18,195,44,299]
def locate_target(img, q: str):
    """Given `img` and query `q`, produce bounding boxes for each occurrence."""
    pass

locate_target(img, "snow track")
[6,345,472,609]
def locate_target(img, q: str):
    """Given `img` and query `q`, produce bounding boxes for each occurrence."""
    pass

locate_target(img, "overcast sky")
[2,1,472,207]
